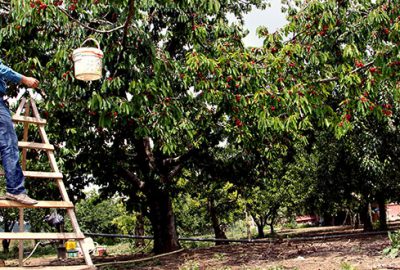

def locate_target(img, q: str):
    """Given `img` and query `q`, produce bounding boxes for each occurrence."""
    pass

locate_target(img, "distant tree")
[69,191,132,244]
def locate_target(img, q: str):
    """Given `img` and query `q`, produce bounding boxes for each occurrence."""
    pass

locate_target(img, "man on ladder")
[0,59,39,205]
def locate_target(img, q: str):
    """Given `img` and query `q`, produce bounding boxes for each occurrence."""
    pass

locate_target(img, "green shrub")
[383,231,400,258]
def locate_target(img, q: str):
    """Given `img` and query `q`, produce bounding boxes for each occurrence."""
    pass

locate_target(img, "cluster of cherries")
[29,0,48,10]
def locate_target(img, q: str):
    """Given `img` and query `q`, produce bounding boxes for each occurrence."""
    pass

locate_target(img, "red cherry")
[271,105,276,111]
[345,114,351,121]
[39,3,47,10]
[369,67,377,73]
[383,28,390,35]
[235,94,241,102]
[383,109,392,116]
[355,60,364,68]
[235,118,243,127]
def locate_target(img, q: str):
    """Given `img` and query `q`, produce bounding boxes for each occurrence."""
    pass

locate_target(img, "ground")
[6,226,400,270]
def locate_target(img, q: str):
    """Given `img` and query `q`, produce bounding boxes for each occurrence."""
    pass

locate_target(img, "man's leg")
[0,100,37,204]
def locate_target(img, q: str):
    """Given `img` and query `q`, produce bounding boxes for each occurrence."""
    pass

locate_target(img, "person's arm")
[0,61,22,84]
[0,62,39,88]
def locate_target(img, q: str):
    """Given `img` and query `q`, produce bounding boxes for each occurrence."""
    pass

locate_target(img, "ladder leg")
[55,179,93,266]
[78,237,94,267]
[68,209,94,266]
[18,100,30,267]
[18,209,24,267]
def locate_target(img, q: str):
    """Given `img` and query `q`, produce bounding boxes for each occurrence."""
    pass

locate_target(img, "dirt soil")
[10,227,400,270]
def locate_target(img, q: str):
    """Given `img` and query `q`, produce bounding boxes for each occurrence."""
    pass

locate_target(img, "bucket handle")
[80,38,101,49]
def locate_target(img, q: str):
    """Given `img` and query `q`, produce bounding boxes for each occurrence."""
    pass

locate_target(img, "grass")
[340,262,359,270]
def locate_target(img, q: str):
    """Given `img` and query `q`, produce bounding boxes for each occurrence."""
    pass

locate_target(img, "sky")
[242,0,288,47]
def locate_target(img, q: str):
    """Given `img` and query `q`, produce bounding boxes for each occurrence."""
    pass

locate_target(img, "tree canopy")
[0,0,398,253]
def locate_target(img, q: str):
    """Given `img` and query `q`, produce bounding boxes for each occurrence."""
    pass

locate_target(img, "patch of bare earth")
[10,233,400,269]
[128,235,400,270]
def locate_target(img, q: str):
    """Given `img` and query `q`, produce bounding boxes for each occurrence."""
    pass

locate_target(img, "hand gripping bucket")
[72,38,104,81]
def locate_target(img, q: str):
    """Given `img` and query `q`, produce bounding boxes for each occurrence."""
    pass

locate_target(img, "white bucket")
[72,38,103,81]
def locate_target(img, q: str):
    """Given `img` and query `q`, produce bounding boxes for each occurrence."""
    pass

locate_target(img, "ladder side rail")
[39,125,94,266]
[15,97,27,117]
[29,96,42,120]
[18,100,31,267]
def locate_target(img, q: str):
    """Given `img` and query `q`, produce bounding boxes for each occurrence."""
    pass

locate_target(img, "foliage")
[67,191,132,245]
[383,231,400,258]
[340,262,358,270]
[174,192,211,236]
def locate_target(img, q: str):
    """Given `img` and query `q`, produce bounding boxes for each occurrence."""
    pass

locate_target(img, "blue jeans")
[0,98,25,195]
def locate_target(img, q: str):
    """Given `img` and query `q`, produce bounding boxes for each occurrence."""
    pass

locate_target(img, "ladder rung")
[0,232,85,240]
[12,115,47,125]
[18,141,54,151]
[0,200,73,209]
[0,171,63,179]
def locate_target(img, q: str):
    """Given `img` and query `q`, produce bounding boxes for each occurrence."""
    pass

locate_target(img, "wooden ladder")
[0,91,95,269]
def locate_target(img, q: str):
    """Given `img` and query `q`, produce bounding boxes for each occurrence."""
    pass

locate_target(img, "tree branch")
[168,164,183,179]
[57,6,125,33]
[143,137,157,171]
[314,60,374,83]
[112,0,136,77]
[120,167,145,190]
[122,0,136,48]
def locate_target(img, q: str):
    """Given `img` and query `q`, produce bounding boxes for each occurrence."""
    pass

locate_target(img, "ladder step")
[0,232,85,240]
[0,171,63,179]
[12,115,47,125]
[0,200,73,209]
[18,141,54,151]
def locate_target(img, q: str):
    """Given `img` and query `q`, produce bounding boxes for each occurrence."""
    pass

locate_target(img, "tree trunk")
[269,211,277,235]
[147,189,180,254]
[2,239,9,254]
[269,223,275,235]
[360,202,373,231]
[135,212,145,247]
[256,224,265,238]
[250,213,265,239]
[2,220,14,253]
[377,193,388,231]
[208,199,228,245]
